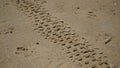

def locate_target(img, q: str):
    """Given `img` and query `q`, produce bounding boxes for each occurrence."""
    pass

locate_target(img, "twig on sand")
[104,35,112,44]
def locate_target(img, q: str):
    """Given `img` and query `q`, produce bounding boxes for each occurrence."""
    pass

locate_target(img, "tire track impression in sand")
[14,0,113,68]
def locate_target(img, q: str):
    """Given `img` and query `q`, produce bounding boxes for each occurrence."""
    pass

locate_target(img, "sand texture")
[0,0,120,68]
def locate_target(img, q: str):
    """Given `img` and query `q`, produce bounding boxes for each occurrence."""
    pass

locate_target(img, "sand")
[0,0,120,68]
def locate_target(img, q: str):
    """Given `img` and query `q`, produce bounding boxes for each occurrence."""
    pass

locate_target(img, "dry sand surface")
[0,0,120,68]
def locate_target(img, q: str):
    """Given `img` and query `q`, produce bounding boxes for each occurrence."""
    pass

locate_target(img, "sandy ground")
[0,0,120,68]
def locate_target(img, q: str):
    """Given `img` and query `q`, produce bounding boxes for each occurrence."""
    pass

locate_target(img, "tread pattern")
[14,0,112,68]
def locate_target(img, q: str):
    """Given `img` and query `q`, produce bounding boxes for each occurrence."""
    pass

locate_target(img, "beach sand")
[0,0,120,68]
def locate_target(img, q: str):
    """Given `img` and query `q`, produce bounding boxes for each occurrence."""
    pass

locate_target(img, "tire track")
[13,0,113,68]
